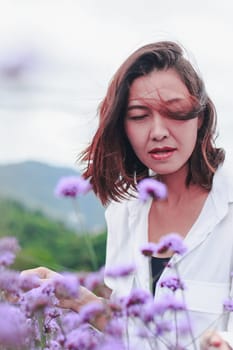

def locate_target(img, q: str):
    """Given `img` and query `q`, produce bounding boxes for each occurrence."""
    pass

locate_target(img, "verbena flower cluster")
[137,178,167,202]
[0,177,231,349]
[0,235,191,350]
[1,232,231,349]
[54,176,92,198]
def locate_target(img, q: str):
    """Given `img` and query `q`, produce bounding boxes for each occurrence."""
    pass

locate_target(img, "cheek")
[125,124,144,150]
[181,121,199,150]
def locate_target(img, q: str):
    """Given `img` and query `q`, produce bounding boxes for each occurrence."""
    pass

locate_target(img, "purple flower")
[44,317,60,335]
[54,176,92,198]
[156,233,187,255]
[0,236,20,253]
[104,319,124,337]
[52,273,80,299]
[83,267,105,291]
[65,325,100,349]
[79,301,105,323]
[97,339,126,350]
[123,288,152,308]
[0,269,20,294]
[105,263,136,278]
[0,46,37,78]
[0,303,31,347]
[137,178,167,202]
[140,242,157,257]
[136,326,153,338]
[155,319,173,337]
[0,251,16,266]
[153,294,187,314]
[61,311,81,333]
[19,273,41,291]
[108,300,124,317]
[0,237,20,267]
[160,276,185,291]
[45,305,62,318]
[223,298,233,312]
[20,283,58,314]
[174,317,193,336]
[140,300,158,323]
[45,340,62,350]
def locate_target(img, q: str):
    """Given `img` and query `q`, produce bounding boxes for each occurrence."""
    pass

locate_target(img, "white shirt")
[104,165,233,349]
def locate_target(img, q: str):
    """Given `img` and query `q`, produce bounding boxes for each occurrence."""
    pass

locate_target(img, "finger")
[200,332,222,350]
[209,334,223,348]
[20,267,48,278]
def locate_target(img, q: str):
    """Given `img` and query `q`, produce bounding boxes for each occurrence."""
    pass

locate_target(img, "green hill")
[0,160,106,232]
[0,197,106,272]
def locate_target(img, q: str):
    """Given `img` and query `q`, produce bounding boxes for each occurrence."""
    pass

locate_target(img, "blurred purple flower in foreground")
[0,236,20,254]
[0,251,16,266]
[137,178,167,202]
[160,275,185,292]
[140,242,157,256]
[65,325,100,350]
[123,288,152,307]
[0,303,31,347]
[54,176,92,198]
[105,263,136,278]
[140,233,187,257]
[223,299,233,312]
[0,236,20,267]
[83,267,105,291]
[153,294,187,314]
[52,273,80,299]
[79,301,105,323]
[0,45,38,79]
[156,233,187,255]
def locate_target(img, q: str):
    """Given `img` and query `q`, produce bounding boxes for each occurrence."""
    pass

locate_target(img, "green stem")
[71,198,98,271]
[173,264,198,350]
[37,310,46,349]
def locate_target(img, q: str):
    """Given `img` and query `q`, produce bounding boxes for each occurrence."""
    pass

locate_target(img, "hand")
[20,266,60,282]
[201,331,231,350]
[20,267,102,311]
[20,266,109,330]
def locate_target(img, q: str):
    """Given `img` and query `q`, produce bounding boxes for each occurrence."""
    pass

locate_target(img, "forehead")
[128,68,189,105]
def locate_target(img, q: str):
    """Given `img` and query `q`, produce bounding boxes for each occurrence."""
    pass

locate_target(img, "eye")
[127,114,149,121]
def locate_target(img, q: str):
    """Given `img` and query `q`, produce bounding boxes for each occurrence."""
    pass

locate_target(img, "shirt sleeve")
[104,200,134,297]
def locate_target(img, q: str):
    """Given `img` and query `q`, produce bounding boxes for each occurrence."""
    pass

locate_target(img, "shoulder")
[209,163,233,225]
[212,162,233,202]
[105,192,139,222]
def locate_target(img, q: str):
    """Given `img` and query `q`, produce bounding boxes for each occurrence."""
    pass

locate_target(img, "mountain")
[0,161,106,232]
[0,197,106,271]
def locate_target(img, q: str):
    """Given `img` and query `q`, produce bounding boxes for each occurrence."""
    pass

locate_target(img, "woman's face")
[124,68,201,177]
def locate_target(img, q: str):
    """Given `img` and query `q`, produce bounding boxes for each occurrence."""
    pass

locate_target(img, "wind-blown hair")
[81,41,225,205]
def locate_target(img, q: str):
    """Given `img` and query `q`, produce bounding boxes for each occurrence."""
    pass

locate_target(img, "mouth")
[148,147,176,160]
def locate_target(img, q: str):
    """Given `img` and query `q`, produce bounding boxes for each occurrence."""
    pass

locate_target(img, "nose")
[150,113,169,141]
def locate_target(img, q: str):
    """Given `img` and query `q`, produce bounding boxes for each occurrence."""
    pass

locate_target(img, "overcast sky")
[1,0,233,169]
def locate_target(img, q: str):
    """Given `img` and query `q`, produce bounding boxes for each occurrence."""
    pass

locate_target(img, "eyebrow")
[127,105,149,111]
[127,98,185,111]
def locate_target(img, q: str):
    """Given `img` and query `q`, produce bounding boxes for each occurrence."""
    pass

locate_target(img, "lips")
[148,146,176,160]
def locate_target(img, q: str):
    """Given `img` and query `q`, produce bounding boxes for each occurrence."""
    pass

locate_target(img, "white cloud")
[0,0,232,166]
[0,108,97,167]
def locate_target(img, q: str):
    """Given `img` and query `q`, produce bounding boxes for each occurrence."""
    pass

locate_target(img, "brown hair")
[81,41,225,205]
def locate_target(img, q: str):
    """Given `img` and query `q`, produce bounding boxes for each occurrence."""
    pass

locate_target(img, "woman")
[23,41,233,349]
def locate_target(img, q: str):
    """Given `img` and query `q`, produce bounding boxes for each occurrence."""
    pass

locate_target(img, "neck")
[159,165,194,205]
[161,162,187,183]
[158,165,209,207]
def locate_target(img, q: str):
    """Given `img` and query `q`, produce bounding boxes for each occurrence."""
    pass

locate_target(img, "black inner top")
[151,256,170,295]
